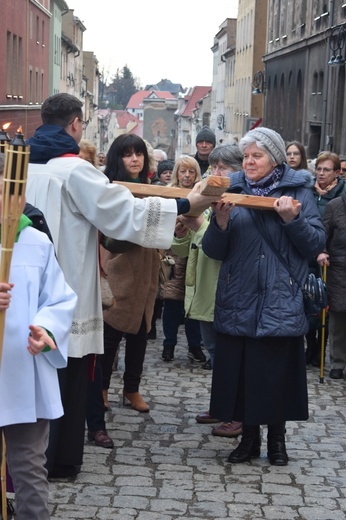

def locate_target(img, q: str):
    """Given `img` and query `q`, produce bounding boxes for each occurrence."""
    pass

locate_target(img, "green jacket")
[171,209,221,322]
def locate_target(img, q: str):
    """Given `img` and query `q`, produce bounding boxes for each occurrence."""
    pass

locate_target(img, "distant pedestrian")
[194,126,216,176]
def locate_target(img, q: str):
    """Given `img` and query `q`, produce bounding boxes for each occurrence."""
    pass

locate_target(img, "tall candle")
[0,123,11,155]
[4,126,30,196]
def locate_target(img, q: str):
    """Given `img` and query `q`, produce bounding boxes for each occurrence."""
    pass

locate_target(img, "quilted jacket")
[202,165,326,338]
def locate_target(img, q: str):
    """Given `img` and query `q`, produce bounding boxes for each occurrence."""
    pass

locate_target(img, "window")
[13,35,18,95]
[274,0,281,40]
[312,71,318,94]
[301,0,307,25]
[29,69,33,103]
[6,31,12,94]
[318,71,324,95]
[36,16,39,43]
[6,32,23,96]
[35,71,39,103]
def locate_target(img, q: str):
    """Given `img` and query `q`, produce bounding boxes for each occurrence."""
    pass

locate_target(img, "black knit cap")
[157,159,175,176]
[196,126,216,146]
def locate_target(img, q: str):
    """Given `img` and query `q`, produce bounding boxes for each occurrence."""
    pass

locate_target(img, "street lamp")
[328,24,346,66]
[252,71,266,94]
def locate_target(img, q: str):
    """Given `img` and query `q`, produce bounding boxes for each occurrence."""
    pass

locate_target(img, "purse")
[158,252,175,286]
[303,272,328,316]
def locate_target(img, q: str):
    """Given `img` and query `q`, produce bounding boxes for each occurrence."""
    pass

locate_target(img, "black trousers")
[101,317,147,393]
[45,356,89,471]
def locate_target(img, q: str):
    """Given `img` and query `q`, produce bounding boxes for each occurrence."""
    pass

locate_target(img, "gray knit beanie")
[239,127,286,165]
[196,126,216,146]
[157,159,174,176]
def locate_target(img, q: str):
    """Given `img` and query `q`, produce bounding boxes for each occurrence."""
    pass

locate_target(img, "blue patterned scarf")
[245,164,284,196]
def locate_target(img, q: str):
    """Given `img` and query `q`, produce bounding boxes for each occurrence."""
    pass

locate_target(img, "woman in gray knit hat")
[202,127,326,466]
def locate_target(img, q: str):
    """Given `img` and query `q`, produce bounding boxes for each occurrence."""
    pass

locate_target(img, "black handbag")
[303,272,328,316]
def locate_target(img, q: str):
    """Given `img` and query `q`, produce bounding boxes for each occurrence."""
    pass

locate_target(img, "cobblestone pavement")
[48,322,346,520]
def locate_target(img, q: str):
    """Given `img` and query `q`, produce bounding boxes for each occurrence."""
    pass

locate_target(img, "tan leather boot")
[123,391,149,413]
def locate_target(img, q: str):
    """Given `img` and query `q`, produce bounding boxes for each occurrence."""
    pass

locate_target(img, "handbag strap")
[249,210,305,290]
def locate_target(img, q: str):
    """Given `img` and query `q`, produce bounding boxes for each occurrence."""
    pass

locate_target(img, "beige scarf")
[314,178,337,196]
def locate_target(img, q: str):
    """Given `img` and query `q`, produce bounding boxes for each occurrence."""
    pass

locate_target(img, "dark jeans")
[162,299,201,348]
[101,318,147,393]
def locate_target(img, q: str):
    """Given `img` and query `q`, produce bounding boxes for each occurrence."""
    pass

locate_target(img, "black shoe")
[162,345,174,361]
[202,358,212,370]
[188,346,206,363]
[267,439,288,466]
[329,368,344,379]
[227,426,261,463]
[267,422,288,466]
[48,464,81,479]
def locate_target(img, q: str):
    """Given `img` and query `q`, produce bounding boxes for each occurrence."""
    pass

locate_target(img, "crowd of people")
[0,91,345,518]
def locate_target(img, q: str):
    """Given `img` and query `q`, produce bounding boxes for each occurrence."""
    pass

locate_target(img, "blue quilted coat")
[202,165,326,338]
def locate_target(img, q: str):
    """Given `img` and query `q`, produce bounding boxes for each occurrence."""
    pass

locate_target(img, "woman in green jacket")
[172,142,243,438]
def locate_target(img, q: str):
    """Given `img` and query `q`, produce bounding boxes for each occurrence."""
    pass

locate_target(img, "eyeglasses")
[341,168,346,173]
[315,167,334,173]
[69,117,89,130]
[286,151,301,157]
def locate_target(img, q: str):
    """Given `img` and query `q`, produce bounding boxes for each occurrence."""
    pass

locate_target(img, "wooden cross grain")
[113,176,299,214]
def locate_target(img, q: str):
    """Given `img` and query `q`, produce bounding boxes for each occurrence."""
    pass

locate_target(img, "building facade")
[0,1,99,146]
[210,18,237,143]
[264,0,346,158]
[0,0,52,137]
[232,0,268,139]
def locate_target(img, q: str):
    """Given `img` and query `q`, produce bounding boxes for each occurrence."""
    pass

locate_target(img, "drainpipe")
[320,0,335,151]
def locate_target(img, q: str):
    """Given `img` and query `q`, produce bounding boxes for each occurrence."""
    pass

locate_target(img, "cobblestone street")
[48,322,346,520]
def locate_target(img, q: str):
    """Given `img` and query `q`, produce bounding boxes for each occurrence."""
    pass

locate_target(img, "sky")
[68,0,238,89]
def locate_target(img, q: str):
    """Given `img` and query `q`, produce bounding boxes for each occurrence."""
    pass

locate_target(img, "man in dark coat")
[194,126,216,176]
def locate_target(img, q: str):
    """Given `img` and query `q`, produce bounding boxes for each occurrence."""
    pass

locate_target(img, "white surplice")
[26,157,178,358]
[0,226,77,427]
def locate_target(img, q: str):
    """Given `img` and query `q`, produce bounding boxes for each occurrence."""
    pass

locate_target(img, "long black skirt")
[209,334,309,425]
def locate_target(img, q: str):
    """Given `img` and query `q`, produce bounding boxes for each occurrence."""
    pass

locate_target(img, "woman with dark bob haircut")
[99,134,159,413]
[104,134,150,184]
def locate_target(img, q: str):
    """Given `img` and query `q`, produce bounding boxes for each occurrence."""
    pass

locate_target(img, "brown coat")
[100,242,160,334]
